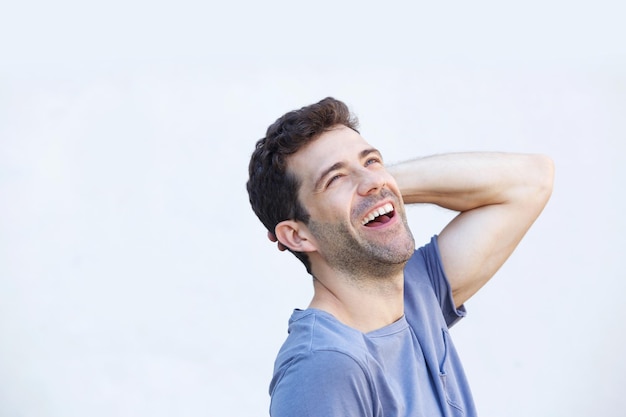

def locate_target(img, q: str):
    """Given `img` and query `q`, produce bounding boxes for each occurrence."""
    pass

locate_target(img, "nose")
[356,168,387,196]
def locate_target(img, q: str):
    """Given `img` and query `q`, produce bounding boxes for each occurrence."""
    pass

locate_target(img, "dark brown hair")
[246,97,359,273]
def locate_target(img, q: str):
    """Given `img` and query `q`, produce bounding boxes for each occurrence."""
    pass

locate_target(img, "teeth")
[362,203,394,225]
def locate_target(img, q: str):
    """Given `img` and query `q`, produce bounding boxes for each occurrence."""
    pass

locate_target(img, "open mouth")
[362,203,395,227]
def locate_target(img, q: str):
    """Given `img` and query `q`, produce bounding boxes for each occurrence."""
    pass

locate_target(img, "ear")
[274,220,318,253]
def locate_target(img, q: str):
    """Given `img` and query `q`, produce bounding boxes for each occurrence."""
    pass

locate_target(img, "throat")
[309,278,405,333]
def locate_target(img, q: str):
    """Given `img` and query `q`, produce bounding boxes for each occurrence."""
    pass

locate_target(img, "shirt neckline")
[292,308,409,337]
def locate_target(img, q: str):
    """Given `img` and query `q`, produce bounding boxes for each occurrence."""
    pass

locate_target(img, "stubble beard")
[307,210,415,281]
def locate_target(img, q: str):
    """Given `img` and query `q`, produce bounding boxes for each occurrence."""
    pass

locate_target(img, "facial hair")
[307,192,415,280]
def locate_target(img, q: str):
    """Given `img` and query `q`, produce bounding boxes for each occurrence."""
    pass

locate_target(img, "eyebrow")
[313,148,382,191]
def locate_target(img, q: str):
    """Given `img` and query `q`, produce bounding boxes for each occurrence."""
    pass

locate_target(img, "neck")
[308,265,405,333]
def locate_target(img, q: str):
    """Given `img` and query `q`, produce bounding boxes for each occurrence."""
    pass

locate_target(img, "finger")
[267,230,288,251]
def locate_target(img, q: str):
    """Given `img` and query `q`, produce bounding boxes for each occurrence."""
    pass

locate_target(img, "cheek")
[310,194,354,223]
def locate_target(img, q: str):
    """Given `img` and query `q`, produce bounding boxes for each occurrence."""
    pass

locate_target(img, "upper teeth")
[362,203,394,225]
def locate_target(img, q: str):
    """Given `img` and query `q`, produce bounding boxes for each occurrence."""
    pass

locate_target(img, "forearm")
[389,152,554,306]
[388,152,554,212]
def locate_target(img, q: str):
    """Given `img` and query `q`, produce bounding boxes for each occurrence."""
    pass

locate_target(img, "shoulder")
[274,309,371,372]
[405,235,444,277]
[277,349,370,383]
[270,310,377,415]
[403,236,445,296]
[270,310,375,401]
[404,236,466,327]
[270,350,375,417]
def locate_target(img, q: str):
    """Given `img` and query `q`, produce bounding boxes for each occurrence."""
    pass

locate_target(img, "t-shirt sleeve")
[408,235,467,328]
[270,350,374,417]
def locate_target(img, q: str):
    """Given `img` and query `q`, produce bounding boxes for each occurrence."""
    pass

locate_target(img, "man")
[247,97,554,416]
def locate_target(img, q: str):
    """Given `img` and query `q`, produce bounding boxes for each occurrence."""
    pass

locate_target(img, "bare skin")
[272,125,554,332]
[390,152,554,307]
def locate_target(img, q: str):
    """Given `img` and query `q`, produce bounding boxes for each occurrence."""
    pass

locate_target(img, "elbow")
[531,154,555,204]
[539,154,555,193]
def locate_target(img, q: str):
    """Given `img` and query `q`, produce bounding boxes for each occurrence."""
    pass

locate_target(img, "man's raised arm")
[389,152,555,307]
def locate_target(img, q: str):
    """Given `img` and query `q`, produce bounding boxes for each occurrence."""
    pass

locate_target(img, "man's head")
[247,97,358,272]
[247,97,414,276]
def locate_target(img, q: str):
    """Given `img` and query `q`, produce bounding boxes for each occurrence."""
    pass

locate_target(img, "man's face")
[287,125,415,277]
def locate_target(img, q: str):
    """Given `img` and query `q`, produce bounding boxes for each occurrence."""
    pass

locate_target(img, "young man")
[247,97,554,416]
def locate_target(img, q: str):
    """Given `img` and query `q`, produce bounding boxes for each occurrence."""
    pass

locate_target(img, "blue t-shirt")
[269,236,476,417]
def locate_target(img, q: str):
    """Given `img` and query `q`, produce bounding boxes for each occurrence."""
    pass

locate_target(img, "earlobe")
[275,220,317,253]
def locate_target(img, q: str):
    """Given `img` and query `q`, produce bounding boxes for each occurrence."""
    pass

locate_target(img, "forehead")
[287,125,374,185]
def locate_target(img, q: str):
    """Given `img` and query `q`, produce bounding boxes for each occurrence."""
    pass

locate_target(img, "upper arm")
[437,155,554,307]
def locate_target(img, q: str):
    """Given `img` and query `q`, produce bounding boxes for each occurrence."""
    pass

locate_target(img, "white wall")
[1,1,624,416]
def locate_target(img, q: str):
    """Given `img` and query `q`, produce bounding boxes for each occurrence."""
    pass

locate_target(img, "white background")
[1,1,625,416]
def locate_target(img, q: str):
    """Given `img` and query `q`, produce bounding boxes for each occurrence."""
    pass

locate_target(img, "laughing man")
[247,97,554,417]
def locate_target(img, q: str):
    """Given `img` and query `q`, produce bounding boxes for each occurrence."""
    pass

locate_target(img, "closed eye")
[326,173,344,187]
